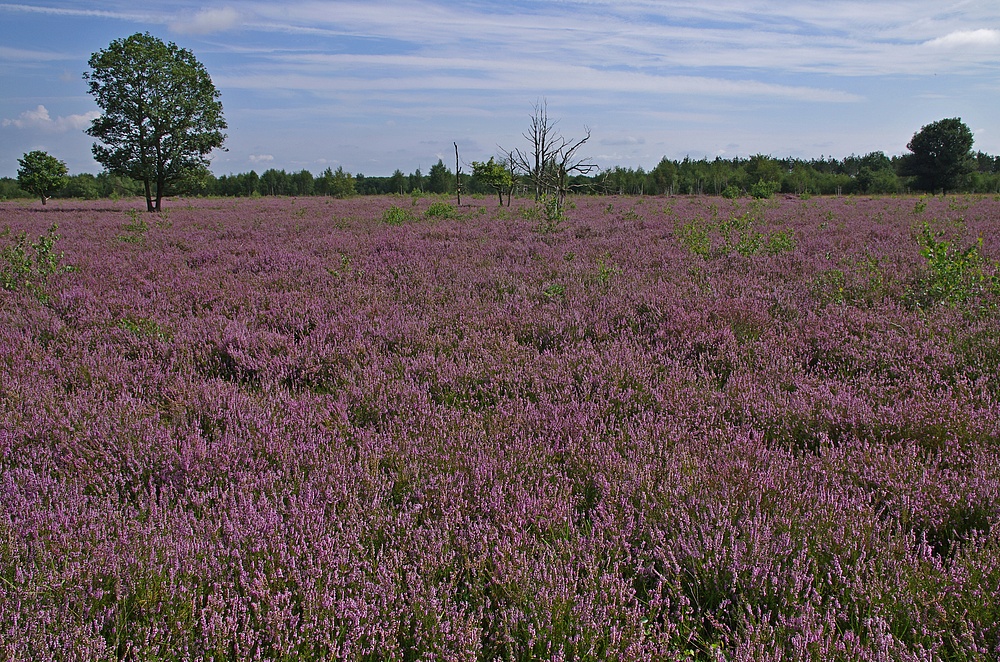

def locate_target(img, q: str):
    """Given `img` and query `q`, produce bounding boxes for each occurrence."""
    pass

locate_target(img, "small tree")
[902,118,975,194]
[471,157,513,206]
[17,151,68,205]
[84,32,227,211]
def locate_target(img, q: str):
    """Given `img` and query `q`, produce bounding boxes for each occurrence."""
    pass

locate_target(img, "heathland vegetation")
[4,31,1000,661]
[2,194,999,659]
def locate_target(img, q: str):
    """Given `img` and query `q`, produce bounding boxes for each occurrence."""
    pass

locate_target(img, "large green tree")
[902,118,975,194]
[17,151,68,205]
[84,32,226,211]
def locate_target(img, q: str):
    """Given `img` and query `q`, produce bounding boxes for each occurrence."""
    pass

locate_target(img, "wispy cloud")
[2,104,99,131]
[218,51,863,103]
[0,44,71,62]
[170,7,243,35]
[0,2,157,23]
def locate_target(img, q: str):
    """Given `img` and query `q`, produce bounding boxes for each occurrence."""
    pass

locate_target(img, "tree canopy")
[84,32,227,211]
[471,158,514,206]
[17,151,68,205]
[902,118,975,194]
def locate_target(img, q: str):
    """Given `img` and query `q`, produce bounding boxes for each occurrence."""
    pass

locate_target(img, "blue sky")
[1,1,998,178]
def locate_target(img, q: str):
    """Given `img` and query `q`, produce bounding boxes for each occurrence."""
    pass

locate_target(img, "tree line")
[6,149,1000,203]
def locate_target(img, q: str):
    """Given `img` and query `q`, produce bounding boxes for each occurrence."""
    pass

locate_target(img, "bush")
[382,205,413,226]
[912,223,997,307]
[750,179,780,199]
[0,224,73,299]
[425,202,458,219]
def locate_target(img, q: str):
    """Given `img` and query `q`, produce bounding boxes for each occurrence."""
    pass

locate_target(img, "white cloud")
[0,45,68,62]
[2,105,99,131]
[924,29,1000,49]
[170,7,243,35]
[249,154,275,164]
[0,3,158,23]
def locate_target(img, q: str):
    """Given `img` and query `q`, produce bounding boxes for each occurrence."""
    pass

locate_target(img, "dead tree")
[505,100,597,211]
[508,100,560,202]
[550,128,597,212]
[454,142,462,206]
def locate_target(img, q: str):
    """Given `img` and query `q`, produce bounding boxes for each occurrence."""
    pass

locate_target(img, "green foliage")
[720,184,741,199]
[675,201,795,258]
[320,166,355,198]
[471,157,513,206]
[17,151,68,205]
[913,223,997,307]
[426,159,452,194]
[519,205,541,222]
[902,118,975,194]
[749,179,779,199]
[720,203,765,256]
[381,205,413,226]
[0,224,73,299]
[542,282,566,298]
[595,253,622,285]
[913,196,928,214]
[764,228,797,255]
[425,201,458,219]
[85,32,226,212]
[117,316,169,340]
[678,219,712,258]
[118,208,149,243]
[533,195,565,234]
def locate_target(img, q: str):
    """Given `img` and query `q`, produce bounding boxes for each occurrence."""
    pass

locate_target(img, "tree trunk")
[144,178,155,212]
[454,142,462,207]
[154,176,164,211]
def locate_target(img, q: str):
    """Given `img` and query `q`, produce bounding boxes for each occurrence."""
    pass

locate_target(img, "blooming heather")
[1,194,998,660]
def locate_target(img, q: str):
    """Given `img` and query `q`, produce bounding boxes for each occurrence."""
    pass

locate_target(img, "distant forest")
[4,151,1000,202]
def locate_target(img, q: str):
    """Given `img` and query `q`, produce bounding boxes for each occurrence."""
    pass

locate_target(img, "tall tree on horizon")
[84,32,227,211]
[902,118,975,194]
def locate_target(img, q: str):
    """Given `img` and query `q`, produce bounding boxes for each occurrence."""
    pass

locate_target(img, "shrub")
[765,228,797,255]
[533,195,565,234]
[0,223,73,299]
[721,184,742,199]
[750,179,780,199]
[425,201,458,219]
[382,204,412,226]
[912,222,997,307]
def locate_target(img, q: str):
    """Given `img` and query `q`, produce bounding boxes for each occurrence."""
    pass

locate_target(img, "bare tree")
[454,142,462,206]
[550,128,597,212]
[507,100,560,202]
[504,100,597,212]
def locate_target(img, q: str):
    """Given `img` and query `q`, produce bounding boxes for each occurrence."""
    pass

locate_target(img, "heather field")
[3,193,1000,661]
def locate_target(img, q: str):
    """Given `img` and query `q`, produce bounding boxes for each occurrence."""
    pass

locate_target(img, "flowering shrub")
[1,195,999,660]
